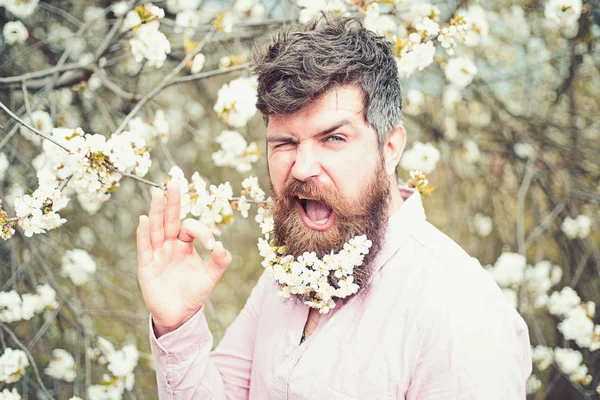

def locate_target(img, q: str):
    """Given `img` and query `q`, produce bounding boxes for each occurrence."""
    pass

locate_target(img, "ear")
[383,125,406,175]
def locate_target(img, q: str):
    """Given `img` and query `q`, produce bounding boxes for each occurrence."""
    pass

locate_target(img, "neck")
[387,177,404,218]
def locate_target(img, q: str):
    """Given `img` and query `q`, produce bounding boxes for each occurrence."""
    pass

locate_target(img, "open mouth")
[295,196,335,231]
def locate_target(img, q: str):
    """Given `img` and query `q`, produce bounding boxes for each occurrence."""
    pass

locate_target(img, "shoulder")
[405,222,519,330]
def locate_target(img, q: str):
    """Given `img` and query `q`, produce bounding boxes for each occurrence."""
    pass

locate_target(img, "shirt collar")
[371,188,426,274]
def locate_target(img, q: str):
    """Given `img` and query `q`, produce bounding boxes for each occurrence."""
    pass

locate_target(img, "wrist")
[152,313,196,338]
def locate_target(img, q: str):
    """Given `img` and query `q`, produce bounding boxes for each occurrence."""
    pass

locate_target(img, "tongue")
[305,200,332,223]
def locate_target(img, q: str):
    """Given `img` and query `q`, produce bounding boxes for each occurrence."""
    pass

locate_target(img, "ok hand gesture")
[136,182,232,337]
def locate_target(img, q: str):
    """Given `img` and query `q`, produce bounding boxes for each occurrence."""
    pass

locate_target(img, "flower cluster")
[124,4,171,68]
[87,337,139,399]
[213,76,258,128]
[61,249,97,286]
[297,0,347,24]
[0,348,29,384]
[405,170,437,197]
[561,215,592,240]
[128,110,170,145]
[44,349,76,383]
[0,284,59,323]
[548,287,599,351]
[258,213,372,314]
[212,130,259,173]
[2,126,153,240]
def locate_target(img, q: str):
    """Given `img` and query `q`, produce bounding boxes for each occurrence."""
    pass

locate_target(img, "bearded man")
[136,16,532,400]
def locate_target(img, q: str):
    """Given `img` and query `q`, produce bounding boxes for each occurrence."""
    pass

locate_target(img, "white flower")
[0,388,22,400]
[191,53,205,74]
[44,349,76,382]
[106,344,139,378]
[558,306,595,348]
[3,0,38,18]
[20,110,53,145]
[472,213,492,237]
[554,347,589,383]
[36,283,59,311]
[461,5,489,47]
[561,215,591,239]
[0,291,22,323]
[175,10,200,33]
[61,249,97,286]
[463,139,481,163]
[129,21,171,68]
[400,141,440,174]
[212,130,259,172]
[84,6,105,23]
[416,17,440,37]
[237,196,251,218]
[3,21,28,45]
[297,0,347,24]
[524,260,562,308]
[0,348,29,384]
[111,1,129,16]
[487,252,526,288]
[213,76,258,128]
[166,0,202,13]
[532,345,553,371]
[396,41,436,77]
[404,90,424,115]
[123,9,142,31]
[545,0,582,31]
[363,3,397,37]
[526,374,542,394]
[514,142,536,159]
[242,176,265,202]
[548,286,581,317]
[445,57,478,87]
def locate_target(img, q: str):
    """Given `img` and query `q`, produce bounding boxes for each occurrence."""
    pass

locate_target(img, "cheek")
[322,147,378,199]
[268,151,294,193]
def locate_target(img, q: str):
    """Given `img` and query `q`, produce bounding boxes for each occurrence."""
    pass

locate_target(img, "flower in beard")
[260,160,390,313]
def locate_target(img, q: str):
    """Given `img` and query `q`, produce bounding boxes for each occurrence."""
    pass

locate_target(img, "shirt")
[149,189,532,399]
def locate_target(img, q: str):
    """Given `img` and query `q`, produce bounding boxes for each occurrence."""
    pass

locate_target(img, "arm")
[406,270,532,400]
[150,271,270,399]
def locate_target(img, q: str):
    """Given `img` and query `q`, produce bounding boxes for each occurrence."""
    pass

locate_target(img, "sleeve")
[149,271,271,400]
[406,267,533,400]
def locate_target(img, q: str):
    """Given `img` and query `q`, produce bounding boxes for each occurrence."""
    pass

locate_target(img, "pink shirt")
[150,190,532,399]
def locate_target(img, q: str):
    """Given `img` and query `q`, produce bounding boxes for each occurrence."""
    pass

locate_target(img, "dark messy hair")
[253,14,403,148]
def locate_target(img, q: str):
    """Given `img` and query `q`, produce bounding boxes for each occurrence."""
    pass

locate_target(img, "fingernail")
[207,239,215,250]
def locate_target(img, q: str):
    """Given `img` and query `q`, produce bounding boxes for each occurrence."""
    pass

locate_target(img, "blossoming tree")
[0,0,598,398]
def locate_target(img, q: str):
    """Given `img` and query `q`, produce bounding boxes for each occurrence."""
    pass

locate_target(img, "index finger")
[164,181,181,240]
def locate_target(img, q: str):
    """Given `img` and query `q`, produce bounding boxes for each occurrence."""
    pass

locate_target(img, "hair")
[253,14,403,149]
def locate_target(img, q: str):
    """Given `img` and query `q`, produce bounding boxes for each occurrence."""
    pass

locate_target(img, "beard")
[270,158,391,301]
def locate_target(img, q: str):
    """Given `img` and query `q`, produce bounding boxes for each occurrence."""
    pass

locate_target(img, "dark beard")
[270,159,391,302]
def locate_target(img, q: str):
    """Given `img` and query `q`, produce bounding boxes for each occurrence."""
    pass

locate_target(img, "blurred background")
[0,0,599,399]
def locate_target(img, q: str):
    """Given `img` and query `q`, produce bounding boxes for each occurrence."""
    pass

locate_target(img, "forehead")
[266,85,368,135]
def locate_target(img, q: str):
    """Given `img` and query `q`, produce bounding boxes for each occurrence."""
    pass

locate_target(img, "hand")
[136,181,232,337]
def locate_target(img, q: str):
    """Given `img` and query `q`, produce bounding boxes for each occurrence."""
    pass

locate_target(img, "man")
[136,16,532,399]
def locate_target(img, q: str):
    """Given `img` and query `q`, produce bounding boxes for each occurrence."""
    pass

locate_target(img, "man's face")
[266,85,391,285]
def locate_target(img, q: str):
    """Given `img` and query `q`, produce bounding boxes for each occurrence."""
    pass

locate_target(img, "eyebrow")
[267,119,354,144]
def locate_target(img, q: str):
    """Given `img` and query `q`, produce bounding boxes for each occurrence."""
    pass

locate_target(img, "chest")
[250,293,421,400]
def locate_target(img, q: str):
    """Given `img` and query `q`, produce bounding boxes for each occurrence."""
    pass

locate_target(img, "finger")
[136,215,153,268]
[164,181,181,240]
[178,218,215,250]
[149,187,165,249]
[208,241,232,272]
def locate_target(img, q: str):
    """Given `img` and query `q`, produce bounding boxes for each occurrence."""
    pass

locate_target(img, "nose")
[291,144,321,182]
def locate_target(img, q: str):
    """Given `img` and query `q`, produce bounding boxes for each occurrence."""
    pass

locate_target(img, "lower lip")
[295,200,335,231]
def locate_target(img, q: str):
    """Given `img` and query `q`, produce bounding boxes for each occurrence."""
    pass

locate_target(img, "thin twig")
[113,30,216,135]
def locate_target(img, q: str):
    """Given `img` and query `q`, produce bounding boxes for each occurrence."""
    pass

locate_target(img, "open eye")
[325,135,345,143]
